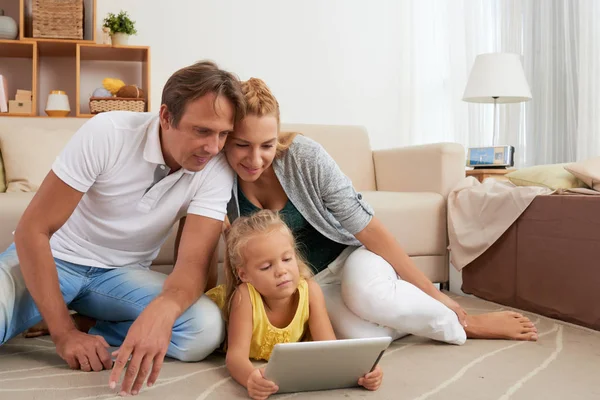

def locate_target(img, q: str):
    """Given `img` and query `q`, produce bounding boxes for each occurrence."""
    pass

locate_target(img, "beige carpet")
[1,294,599,400]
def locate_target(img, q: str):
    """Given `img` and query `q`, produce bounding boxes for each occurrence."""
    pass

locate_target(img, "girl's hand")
[358,365,383,391]
[247,368,279,400]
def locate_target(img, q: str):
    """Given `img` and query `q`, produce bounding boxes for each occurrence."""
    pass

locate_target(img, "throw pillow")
[0,127,75,192]
[506,163,588,190]
[564,157,600,192]
[0,150,6,193]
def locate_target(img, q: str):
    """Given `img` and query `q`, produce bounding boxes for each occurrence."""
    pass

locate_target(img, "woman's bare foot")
[465,311,538,341]
[23,314,97,338]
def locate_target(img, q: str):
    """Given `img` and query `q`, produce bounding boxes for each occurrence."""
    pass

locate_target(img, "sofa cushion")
[149,264,173,275]
[0,117,88,192]
[506,163,587,190]
[564,156,600,191]
[0,192,36,251]
[361,191,446,256]
[281,123,376,191]
[0,151,6,193]
[0,127,74,192]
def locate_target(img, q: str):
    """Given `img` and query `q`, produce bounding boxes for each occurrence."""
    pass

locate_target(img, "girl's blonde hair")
[222,209,312,322]
[241,78,299,158]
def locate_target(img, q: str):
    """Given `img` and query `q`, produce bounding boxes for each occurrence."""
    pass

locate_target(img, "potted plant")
[103,11,137,46]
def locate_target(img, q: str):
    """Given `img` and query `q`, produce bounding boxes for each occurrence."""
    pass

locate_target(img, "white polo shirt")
[50,111,234,269]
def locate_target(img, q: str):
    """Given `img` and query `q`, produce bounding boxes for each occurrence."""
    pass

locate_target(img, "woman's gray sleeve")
[314,146,374,235]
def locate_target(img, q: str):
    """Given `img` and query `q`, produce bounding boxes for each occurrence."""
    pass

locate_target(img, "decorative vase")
[0,9,18,40]
[110,33,129,46]
[45,90,70,117]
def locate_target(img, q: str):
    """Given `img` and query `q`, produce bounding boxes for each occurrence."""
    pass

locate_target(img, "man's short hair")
[161,60,245,127]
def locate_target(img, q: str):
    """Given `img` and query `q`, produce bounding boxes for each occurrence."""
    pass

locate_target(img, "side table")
[466,168,515,183]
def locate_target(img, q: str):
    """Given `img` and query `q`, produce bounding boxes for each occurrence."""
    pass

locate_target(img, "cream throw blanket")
[447,177,552,271]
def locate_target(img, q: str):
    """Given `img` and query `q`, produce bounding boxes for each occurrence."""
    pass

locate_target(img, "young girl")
[206,210,383,400]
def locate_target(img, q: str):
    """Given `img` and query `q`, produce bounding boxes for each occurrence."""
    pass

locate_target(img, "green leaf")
[102,10,137,35]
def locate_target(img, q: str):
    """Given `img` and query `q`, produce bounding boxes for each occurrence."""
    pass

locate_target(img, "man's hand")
[109,301,175,396]
[54,329,112,372]
[247,368,279,400]
[358,365,383,391]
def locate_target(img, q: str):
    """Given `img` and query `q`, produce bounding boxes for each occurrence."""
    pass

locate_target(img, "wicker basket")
[32,0,83,40]
[89,97,146,114]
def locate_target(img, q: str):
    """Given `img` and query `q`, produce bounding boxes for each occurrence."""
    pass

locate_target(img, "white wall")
[95,0,405,149]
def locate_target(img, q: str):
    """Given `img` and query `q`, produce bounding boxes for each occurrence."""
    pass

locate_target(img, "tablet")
[263,336,392,393]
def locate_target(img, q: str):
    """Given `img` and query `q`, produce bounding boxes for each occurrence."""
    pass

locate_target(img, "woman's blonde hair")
[241,78,299,158]
[222,209,312,322]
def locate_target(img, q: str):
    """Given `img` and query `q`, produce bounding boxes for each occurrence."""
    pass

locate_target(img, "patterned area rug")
[1,294,598,400]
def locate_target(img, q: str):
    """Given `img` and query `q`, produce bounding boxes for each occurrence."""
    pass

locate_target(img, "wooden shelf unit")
[0,39,35,57]
[19,0,97,43]
[76,44,150,116]
[0,0,150,118]
[0,40,37,116]
[36,40,79,57]
[0,42,150,118]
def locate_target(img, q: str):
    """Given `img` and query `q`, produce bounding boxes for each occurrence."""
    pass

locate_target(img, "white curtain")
[399,0,600,167]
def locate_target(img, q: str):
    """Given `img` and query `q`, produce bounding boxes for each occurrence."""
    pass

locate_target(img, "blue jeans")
[0,243,224,362]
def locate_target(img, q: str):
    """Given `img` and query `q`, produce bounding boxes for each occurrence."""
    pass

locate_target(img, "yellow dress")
[206,279,310,361]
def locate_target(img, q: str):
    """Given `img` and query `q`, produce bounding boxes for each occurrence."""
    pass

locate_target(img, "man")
[0,61,244,396]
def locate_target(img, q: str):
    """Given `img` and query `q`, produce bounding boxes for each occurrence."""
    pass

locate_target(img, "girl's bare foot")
[23,314,97,338]
[465,311,538,341]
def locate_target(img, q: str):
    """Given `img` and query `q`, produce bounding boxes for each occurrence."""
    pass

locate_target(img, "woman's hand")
[358,365,383,391]
[247,368,278,400]
[439,295,468,328]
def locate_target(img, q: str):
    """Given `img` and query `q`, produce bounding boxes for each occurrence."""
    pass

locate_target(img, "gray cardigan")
[226,135,374,246]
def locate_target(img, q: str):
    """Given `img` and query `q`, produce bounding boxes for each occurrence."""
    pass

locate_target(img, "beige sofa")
[0,116,465,284]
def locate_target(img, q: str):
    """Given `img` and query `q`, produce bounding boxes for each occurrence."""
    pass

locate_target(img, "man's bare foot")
[465,311,538,341]
[23,321,50,338]
[23,314,97,338]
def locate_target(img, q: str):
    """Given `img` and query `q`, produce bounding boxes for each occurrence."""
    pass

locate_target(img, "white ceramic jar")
[0,9,18,40]
[45,90,71,117]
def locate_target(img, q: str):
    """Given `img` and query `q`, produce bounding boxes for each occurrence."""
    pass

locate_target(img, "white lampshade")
[463,53,532,104]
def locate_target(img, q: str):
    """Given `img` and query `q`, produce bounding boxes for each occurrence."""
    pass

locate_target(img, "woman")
[219,78,538,344]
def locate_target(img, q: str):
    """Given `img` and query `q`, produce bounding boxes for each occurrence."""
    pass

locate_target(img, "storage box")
[15,94,32,102]
[8,100,32,114]
[16,89,32,97]
[89,97,146,114]
[32,0,83,40]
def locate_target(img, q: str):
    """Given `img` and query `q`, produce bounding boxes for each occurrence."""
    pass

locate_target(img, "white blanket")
[447,177,552,271]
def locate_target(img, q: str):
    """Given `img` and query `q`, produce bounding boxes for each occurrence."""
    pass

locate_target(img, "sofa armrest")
[373,143,465,198]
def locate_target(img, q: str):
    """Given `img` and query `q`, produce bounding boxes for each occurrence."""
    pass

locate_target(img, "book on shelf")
[0,75,7,113]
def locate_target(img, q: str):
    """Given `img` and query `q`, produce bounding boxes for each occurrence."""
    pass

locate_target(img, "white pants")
[314,247,466,345]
